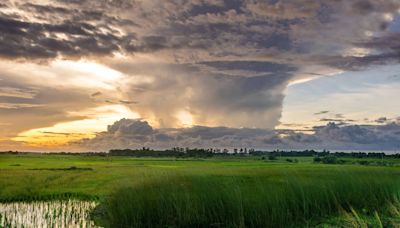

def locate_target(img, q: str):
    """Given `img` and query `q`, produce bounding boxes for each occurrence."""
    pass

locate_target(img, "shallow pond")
[0,200,98,228]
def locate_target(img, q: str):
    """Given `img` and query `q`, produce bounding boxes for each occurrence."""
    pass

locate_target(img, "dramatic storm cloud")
[0,0,400,151]
[79,119,400,151]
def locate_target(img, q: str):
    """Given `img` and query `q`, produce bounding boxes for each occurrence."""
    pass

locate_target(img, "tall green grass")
[95,171,400,227]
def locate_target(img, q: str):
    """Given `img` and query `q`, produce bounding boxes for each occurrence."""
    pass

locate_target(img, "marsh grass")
[95,171,400,227]
[317,200,400,227]
[0,200,98,228]
[2,155,400,227]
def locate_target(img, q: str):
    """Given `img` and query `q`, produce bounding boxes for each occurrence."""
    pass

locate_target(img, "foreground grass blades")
[0,200,97,227]
[95,171,400,227]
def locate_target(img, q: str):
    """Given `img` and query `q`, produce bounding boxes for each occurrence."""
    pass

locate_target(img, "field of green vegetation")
[1,154,400,227]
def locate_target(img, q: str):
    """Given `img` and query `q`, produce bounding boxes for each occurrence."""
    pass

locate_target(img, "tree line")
[1,148,400,158]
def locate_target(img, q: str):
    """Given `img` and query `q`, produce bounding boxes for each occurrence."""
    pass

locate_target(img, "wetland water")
[0,200,98,228]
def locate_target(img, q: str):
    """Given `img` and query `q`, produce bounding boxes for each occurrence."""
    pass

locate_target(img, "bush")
[313,157,322,163]
[314,156,346,164]
[268,155,277,160]
[358,160,370,166]
[321,155,338,164]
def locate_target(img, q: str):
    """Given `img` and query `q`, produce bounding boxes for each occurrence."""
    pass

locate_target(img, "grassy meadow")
[1,154,400,227]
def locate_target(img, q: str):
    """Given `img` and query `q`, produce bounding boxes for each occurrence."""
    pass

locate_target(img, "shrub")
[314,157,322,162]
[358,160,370,166]
[321,155,338,164]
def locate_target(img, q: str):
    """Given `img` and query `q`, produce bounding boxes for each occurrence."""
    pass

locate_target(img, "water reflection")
[0,200,98,228]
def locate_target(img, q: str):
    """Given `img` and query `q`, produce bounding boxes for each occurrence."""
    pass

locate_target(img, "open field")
[1,154,400,227]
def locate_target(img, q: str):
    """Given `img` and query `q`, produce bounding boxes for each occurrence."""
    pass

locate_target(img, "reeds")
[0,200,98,228]
[96,170,400,227]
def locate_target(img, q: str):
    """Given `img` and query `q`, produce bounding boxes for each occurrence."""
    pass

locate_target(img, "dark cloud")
[107,119,154,136]
[91,92,102,97]
[105,100,117,104]
[119,100,138,105]
[319,118,344,122]
[22,3,70,15]
[77,118,275,150]
[313,123,377,144]
[1,0,399,76]
[352,1,375,14]
[322,53,400,71]
[314,111,329,115]
[78,119,400,151]
[319,113,355,125]
[198,61,296,75]
[359,32,400,52]
[41,131,85,136]
[335,114,344,119]
[0,0,398,68]
[0,1,136,60]
[375,117,388,124]
[0,16,123,59]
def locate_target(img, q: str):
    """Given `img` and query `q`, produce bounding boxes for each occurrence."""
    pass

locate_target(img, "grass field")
[1,154,400,227]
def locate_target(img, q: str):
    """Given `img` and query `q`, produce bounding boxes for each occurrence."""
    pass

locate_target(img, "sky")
[1,0,400,152]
